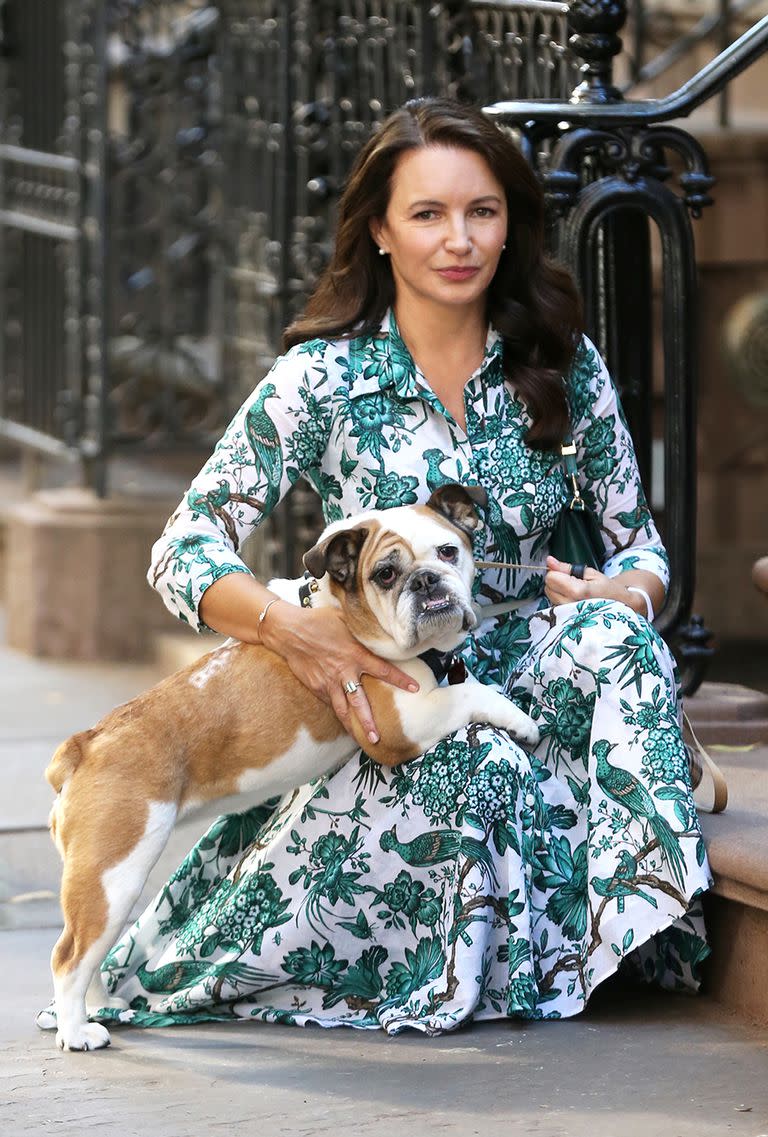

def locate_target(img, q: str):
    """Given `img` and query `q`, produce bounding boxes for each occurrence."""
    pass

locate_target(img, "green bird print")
[592,850,659,914]
[593,741,686,888]
[615,503,652,533]
[380,825,498,888]
[187,479,231,521]
[422,448,453,495]
[135,959,274,994]
[483,491,522,583]
[244,382,282,516]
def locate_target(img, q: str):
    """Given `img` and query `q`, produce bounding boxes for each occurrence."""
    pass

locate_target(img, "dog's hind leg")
[52,801,177,1051]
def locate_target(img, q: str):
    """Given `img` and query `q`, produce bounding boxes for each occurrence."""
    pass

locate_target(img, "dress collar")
[348,309,503,401]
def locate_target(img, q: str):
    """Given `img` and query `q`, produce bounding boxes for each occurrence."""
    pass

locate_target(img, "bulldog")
[43,484,538,1052]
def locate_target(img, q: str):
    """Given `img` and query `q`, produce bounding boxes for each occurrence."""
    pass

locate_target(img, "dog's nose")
[410,569,441,595]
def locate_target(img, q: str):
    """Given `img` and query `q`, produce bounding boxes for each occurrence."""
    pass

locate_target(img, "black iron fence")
[3,0,768,688]
[0,0,579,477]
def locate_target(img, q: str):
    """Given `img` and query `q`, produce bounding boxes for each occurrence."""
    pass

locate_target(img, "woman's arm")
[151,343,418,742]
[545,337,668,617]
[198,572,418,746]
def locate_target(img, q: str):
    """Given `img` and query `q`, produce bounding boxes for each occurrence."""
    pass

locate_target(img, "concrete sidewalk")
[2,627,768,1136]
[2,924,768,1137]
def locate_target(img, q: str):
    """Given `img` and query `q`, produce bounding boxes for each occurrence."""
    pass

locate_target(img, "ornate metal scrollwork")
[568,0,627,104]
[105,1,223,449]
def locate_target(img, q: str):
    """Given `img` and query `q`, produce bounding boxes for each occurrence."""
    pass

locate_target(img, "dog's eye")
[437,545,459,564]
[374,565,398,588]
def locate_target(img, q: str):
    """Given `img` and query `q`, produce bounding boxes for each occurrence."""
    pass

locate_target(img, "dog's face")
[303,484,486,659]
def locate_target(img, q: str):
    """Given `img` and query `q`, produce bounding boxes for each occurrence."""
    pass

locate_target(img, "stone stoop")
[686,682,768,1026]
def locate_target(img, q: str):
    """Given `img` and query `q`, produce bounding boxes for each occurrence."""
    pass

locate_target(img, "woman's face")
[371,145,508,317]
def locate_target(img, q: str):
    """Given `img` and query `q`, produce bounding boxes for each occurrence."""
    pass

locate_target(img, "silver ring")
[343,679,360,696]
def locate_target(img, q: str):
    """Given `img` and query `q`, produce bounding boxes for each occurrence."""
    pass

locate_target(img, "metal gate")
[0,0,108,485]
[0,0,576,501]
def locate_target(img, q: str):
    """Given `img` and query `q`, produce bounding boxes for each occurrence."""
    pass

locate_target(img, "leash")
[473,558,545,620]
[475,559,543,572]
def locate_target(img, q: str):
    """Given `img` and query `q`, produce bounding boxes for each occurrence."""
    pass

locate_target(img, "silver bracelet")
[626,586,654,623]
[257,597,280,637]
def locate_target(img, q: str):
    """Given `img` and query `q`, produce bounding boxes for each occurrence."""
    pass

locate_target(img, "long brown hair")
[283,97,583,448]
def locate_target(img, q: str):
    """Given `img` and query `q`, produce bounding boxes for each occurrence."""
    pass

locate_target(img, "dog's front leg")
[398,682,539,756]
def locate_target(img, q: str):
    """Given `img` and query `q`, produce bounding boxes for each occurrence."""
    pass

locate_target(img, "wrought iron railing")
[0,1,580,491]
[485,10,768,691]
[622,0,768,125]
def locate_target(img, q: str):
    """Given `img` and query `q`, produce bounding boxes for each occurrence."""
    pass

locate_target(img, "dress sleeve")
[567,336,670,592]
[148,343,334,629]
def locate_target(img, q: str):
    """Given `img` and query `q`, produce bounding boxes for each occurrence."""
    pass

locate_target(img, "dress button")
[525,792,535,807]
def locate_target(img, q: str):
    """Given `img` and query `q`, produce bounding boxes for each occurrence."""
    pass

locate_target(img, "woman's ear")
[368,217,384,253]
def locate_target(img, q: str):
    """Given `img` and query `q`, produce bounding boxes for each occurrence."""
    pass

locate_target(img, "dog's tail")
[45,732,90,794]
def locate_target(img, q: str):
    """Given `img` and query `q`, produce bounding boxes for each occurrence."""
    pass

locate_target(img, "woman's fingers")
[358,649,419,694]
[545,563,611,606]
[545,555,572,575]
[264,605,419,744]
[333,680,379,746]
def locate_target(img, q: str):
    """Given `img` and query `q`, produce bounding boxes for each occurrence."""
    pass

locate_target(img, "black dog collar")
[418,648,467,686]
[298,572,319,608]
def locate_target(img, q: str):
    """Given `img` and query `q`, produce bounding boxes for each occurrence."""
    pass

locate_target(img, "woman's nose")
[444,218,472,253]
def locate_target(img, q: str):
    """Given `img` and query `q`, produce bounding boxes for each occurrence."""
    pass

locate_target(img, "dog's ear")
[303,525,369,589]
[425,483,487,537]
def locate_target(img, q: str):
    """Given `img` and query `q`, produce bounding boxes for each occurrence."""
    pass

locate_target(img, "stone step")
[687,682,768,1025]
[685,682,768,746]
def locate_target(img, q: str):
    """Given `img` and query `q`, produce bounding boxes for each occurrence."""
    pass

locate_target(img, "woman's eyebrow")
[408,195,503,208]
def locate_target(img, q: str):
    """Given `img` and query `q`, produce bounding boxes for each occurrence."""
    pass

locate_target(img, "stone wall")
[689,126,768,640]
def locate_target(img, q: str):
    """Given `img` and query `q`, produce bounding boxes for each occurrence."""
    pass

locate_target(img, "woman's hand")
[544,556,664,620]
[260,601,418,747]
[544,556,613,606]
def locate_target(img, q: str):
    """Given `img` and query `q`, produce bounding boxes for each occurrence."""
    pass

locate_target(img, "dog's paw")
[491,703,540,747]
[56,1022,111,1052]
[512,714,540,747]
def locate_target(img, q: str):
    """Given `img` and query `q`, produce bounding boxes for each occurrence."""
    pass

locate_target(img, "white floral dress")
[80,313,713,1032]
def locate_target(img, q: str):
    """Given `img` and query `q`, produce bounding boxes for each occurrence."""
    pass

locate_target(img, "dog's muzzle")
[409,568,456,615]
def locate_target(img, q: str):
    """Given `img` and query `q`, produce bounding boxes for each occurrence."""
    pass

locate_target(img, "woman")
[92,98,712,1032]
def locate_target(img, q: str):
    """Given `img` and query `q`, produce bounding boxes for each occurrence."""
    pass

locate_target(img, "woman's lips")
[436,267,480,281]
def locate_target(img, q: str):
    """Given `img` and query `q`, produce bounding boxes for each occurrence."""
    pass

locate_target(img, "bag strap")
[682,709,729,814]
[560,434,588,513]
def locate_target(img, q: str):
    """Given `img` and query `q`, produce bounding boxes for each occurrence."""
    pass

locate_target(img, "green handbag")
[549,437,604,571]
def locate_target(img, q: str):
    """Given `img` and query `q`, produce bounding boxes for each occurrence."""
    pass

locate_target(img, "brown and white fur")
[43,484,538,1051]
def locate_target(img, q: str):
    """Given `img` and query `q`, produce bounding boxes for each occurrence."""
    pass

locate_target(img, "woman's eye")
[414,210,438,221]
[375,566,398,587]
[437,545,459,563]
[473,207,496,217]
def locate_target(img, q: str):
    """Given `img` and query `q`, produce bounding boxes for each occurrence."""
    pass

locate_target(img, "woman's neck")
[392,301,489,433]
[393,301,488,367]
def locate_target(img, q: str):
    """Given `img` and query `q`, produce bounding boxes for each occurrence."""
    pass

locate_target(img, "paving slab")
[1,927,767,1137]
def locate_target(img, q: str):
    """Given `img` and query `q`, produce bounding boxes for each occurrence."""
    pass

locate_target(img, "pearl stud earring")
[378,248,387,256]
